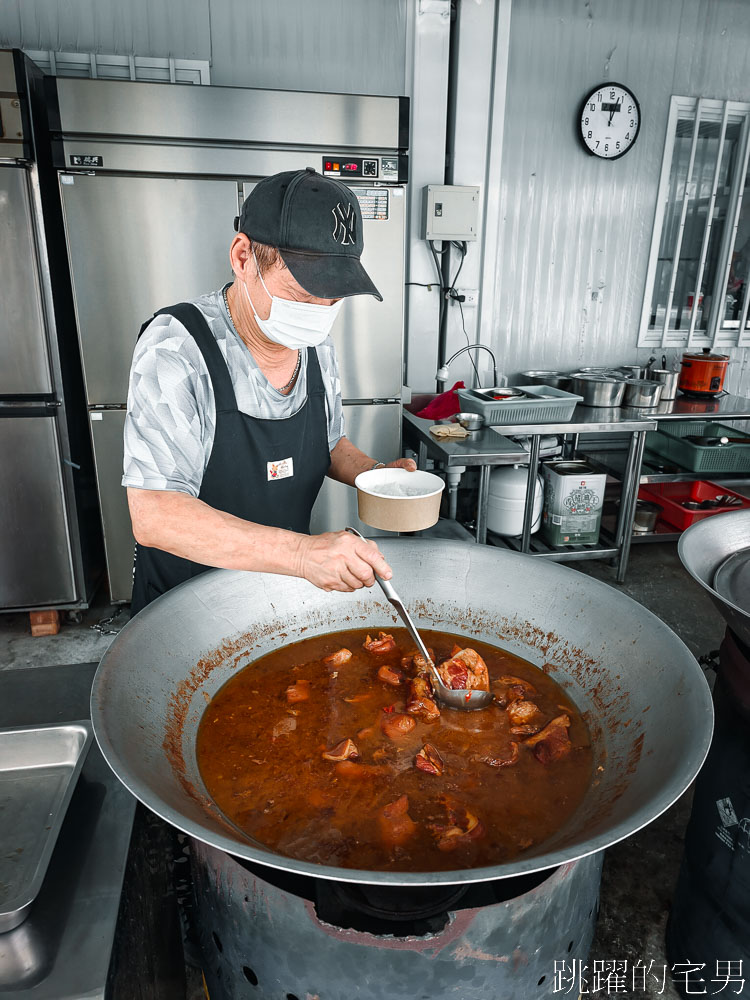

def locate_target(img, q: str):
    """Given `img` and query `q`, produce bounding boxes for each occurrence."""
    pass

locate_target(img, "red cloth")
[416,381,465,420]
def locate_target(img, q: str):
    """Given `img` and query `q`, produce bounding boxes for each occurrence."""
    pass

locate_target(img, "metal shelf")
[487,530,619,562]
[600,513,681,545]
[582,446,750,485]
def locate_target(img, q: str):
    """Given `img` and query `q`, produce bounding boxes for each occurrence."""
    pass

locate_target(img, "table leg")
[476,465,491,544]
[616,430,647,584]
[614,431,638,549]
[417,442,428,470]
[520,434,542,553]
[563,433,580,459]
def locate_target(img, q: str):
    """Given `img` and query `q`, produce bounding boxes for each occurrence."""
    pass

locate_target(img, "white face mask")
[242,252,343,350]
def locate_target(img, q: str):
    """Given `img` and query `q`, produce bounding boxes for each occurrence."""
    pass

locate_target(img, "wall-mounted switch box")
[422,184,480,241]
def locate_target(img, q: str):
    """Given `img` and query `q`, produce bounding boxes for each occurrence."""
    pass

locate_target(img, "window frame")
[639,96,750,351]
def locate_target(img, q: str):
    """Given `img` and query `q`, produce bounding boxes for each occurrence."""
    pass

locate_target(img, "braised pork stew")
[196,628,593,872]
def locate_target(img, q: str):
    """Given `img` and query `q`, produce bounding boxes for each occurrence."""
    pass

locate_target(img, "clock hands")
[607,99,622,127]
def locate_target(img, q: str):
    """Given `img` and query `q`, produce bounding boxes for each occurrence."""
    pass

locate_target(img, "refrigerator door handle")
[0,398,61,417]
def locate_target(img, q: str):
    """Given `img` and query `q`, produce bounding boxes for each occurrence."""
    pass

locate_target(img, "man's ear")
[229,234,252,277]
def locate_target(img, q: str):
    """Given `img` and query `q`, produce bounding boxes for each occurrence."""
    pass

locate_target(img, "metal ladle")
[345,527,494,710]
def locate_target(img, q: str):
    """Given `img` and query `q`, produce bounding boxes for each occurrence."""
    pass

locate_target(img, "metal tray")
[0,721,92,932]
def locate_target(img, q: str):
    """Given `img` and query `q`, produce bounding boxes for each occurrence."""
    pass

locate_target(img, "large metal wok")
[91,539,713,886]
[679,509,750,648]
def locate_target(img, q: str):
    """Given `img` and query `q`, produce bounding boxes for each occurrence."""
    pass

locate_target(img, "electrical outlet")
[457,288,479,306]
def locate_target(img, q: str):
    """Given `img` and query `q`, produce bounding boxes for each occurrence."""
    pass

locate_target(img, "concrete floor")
[0,541,724,999]
[576,544,724,1000]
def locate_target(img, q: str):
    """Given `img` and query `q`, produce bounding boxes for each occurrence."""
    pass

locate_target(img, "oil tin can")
[541,460,606,545]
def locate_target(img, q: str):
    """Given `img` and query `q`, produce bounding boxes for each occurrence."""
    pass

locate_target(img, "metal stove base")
[190,840,603,1000]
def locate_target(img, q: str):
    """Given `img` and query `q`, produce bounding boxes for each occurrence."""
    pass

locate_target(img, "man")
[123,168,415,614]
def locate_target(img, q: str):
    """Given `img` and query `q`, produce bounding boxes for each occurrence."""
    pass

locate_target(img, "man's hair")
[250,240,284,276]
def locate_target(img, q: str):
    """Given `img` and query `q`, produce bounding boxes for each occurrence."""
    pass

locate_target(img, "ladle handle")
[345,526,435,670]
[345,526,398,599]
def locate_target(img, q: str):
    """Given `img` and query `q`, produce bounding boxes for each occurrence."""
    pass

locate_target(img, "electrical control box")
[422,184,480,241]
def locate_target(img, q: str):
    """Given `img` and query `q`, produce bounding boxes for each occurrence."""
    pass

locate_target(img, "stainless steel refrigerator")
[0,51,101,611]
[48,78,409,602]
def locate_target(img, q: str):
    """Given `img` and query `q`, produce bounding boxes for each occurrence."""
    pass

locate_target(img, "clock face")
[579,83,640,159]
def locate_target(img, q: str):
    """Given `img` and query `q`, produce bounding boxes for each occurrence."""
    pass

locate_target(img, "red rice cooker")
[678,349,729,397]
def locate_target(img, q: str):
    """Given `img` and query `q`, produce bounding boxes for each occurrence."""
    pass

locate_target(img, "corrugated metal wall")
[207,0,406,93]
[0,0,407,95]
[492,0,750,394]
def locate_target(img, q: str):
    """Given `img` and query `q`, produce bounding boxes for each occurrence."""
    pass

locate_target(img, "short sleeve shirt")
[122,287,345,496]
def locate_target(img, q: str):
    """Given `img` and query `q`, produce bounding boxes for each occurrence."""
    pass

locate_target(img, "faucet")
[435,345,498,388]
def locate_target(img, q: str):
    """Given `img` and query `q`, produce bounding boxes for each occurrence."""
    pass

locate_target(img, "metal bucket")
[91,539,713,887]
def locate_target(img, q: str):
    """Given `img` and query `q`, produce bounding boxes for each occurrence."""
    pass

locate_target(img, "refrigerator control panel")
[322,155,401,183]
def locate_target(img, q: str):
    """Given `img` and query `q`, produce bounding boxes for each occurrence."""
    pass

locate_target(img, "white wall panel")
[486,0,750,396]
[208,0,407,93]
[0,0,406,94]
[0,0,210,61]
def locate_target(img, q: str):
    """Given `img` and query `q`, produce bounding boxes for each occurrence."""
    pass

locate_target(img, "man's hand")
[297,531,392,592]
[385,457,417,472]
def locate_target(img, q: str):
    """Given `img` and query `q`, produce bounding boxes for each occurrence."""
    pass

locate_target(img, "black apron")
[130,302,330,614]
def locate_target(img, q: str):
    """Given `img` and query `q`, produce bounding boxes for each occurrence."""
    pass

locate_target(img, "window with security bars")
[639,97,750,350]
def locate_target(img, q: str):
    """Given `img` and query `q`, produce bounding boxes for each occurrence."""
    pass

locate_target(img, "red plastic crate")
[638,481,750,531]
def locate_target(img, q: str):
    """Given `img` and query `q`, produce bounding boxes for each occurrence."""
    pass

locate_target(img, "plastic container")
[355,468,444,532]
[638,481,750,531]
[486,465,543,537]
[645,421,750,473]
[456,384,582,424]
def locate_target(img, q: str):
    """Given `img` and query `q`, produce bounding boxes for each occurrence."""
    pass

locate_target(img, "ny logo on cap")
[332,202,356,246]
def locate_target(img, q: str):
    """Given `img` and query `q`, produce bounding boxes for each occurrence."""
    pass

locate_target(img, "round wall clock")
[579,82,640,159]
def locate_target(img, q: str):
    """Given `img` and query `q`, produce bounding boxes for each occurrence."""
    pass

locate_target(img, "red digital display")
[325,161,333,170]
[343,162,358,171]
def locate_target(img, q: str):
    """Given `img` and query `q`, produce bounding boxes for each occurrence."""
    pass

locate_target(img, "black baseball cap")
[234,167,382,301]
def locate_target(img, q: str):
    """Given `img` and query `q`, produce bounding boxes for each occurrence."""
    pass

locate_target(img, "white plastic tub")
[487,465,544,537]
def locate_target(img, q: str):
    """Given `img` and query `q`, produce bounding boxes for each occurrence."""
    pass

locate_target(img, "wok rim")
[90,542,715,886]
[678,509,750,624]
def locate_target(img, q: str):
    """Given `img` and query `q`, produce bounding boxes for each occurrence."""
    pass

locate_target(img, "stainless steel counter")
[0,663,135,1000]
[402,409,529,467]
[645,393,750,422]
[403,404,657,581]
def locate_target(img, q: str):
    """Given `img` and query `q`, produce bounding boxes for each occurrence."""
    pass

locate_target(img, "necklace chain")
[222,285,301,393]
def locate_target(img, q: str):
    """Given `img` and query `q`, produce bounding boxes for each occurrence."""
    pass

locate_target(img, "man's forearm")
[127,487,306,575]
[327,436,377,487]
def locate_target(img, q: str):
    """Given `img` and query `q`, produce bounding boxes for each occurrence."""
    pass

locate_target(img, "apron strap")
[306,345,325,395]
[139,302,238,411]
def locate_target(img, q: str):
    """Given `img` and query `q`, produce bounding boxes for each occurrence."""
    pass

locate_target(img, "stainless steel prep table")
[647,393,750,423]
[584,394,750,543]
[402,409,528,544]
[0,663,136,1000]
[403,406,657,582]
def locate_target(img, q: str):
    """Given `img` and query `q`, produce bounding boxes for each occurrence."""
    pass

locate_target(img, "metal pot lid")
[714,548,750,616]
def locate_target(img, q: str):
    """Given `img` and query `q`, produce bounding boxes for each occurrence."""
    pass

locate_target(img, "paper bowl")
[354,468,445,531]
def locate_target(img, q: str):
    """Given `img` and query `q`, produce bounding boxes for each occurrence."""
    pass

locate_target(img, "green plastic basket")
[645,421,750,473]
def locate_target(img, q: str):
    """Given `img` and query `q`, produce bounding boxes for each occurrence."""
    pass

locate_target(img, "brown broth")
[196,628,592,872]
